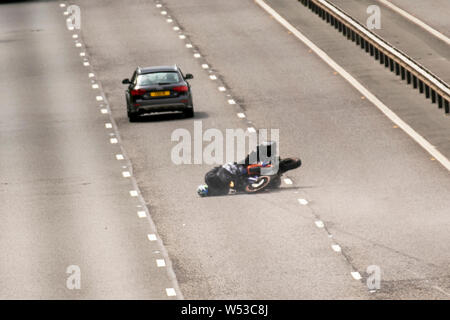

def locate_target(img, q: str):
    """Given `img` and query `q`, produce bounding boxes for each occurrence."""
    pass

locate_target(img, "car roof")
[137,65,178,74]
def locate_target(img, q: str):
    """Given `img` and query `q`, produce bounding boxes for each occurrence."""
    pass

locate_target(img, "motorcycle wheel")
[267,176,282,189]
[244,176,271,193]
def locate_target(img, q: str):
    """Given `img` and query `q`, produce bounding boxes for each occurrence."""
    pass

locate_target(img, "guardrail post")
[425,85,430,99]
[406,71,411,84]
[401,67,406,80]
[390,58,394,71]
[413,76,418,88]
[419,80,424,93]
[431,90,437,103]
[438,95,443,108]
[445,100,449,113]
[395,63,400,76]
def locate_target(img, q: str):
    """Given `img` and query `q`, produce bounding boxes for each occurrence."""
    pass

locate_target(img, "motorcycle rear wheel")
[244,176,272,193]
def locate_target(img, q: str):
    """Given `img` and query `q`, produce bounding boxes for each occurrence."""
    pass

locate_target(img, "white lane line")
[351,271,362,280]
[59,3,66,7]
[63,11,69,16]
[116,154,124,160]
[315,220,324,228]
[137,211,147,218]
[89,73,95,78]
[377,0,450,45]
[110,138,118,144]
[237,113,246,118]
[156,4,162,8]
[218,86,226,92]
[185,43,193,48]
[105,123,112,129]
[193,53,201,58]
[298,198,308,205]
[202,64,209,69]
[75,43,82,47]
[92,84,99,89]
[161,11,167,15]
[96,96,103,101]
[100,108,108,114]
[247,127,256,133]
[148,234,157,241]
[129,190,138,197]
[255,0,450,172]
[332,244,342,252]
[167,19,173,23]
[122,171,131,178]
[156,259,166,267]
[166,288,177,297]
[228,99,236,105]
[209,75,217,80]
[83,61,90,66]
[284,178,293,185]
[72,34,78,39]
[79,52,85,57]
[173,26,180,31]
[179,35,186,39]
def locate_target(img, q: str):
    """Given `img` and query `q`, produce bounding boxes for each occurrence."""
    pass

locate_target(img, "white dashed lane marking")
[100,108,108,114]
[92,84,99,89]
[122,171,131,178]
[137,211,147,218]
[96,96,103,101]
[148,234,157,241]
[105,123,112,128]
[88,73,95,78]
[332,244,342,252]
[228,99,236,105]
[193,53,201,58]
[185,43,193,48]
[218,86,226,92]
[202,64,209,69]
[115,154,124,160]
[315,220,324,228]
[156,259,166,267]
[247,127,256,133]
[110,138,118,144]
[209,75,217,80]
[298,198,308,205]
[166,288,177,297]
[237,113,246,118]
[351,272,362,280]
[129,190,138,197]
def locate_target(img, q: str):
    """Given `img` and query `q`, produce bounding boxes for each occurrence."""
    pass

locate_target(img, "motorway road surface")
[1,0,449,299]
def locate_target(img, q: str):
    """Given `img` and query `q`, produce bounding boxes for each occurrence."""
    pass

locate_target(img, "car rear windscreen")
[137,72,180,86]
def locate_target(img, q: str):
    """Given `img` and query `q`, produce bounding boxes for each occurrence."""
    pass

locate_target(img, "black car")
[122,65,194,122]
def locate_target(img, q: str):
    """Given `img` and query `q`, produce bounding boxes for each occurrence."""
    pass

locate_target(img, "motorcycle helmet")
[197,184,209,197]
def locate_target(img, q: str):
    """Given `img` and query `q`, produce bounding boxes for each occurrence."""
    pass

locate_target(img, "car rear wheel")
[128,111,139,122]
[184,108,194,118]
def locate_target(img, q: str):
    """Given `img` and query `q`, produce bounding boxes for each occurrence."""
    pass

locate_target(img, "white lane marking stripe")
[202,64,209,69]
[100,108,108,114]
[148,234,157,241]
[83,61,90,66]
[315,220,324,228]
[284,178,293,184]
[80,52,85,57]
[298,198,308,205]
[351,271,362,280]
[193,53,201,58]
[377,0,450,45]
[129,190,138,197]
[209,75,217,80]
[88,73,95,78]
[186,43,192,48]
[255,0,450,172]
[332,244,342,252]
[75,43,82,47]
[228,99,236,105]
[218,86,226,91]
[161,11,167,15]
[96,96,103,101]
[92,84,99,89]
[237,113,246,118]
[179,35,186,39]
[173,26,180,31]
[105,123,112,128]
[137,211,147,218]
[60,3,66,7]
[166,288,176,297]
[156,259,166,267]
[116,154,124,160]
[122,171,131,178]
[72,34,78,39]
[110,138,118,144]
[247,127,256,133]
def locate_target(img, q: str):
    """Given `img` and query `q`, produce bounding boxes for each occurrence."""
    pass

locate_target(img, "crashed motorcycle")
[197,157,301,197]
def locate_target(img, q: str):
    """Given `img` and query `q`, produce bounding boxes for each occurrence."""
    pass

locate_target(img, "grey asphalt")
[1,0,449,299]
[387,0,450,38]
[0,1,178,299]
[74,0,449,299]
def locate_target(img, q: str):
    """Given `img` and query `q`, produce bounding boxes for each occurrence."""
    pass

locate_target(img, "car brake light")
[172,86,188,92]
[131,89,146,96]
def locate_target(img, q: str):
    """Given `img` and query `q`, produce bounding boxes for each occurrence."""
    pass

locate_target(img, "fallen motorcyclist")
[197,141,301,197]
